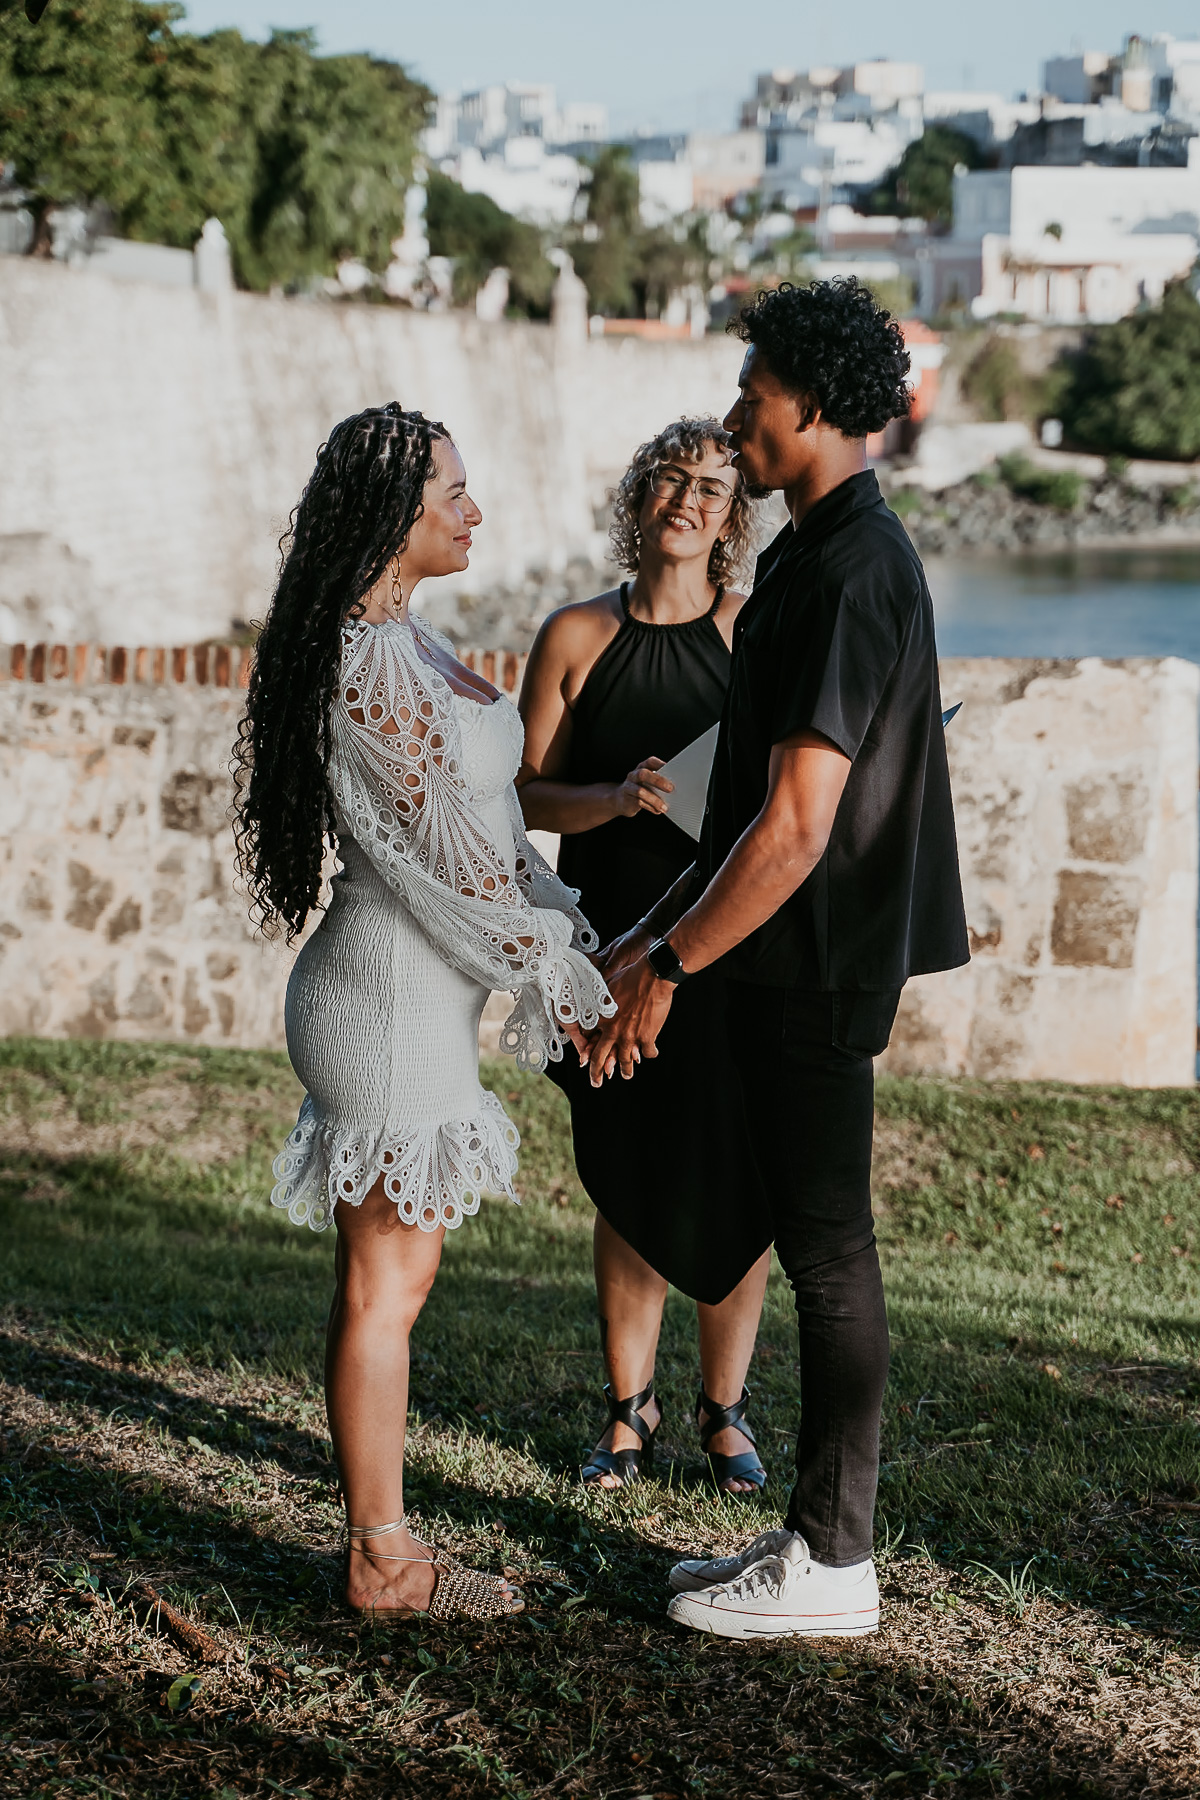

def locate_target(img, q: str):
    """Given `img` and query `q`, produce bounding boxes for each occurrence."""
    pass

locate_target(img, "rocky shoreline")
[429,467,1200,649]
[889,469,1200,558]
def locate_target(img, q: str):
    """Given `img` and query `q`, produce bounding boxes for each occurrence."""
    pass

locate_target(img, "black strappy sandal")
[696,1385,767,1496]
[580,1381,660,1487]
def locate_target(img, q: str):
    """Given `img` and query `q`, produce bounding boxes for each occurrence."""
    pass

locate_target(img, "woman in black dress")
[517,418,773,1495]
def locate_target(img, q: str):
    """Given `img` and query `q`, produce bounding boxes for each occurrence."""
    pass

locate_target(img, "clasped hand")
[574,925,675,1087]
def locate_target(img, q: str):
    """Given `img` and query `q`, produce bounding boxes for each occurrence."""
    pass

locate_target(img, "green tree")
[424,169,555,316]
[636,216,709,317]
[1058,280,1200,460]
[227,30,428,290]
[0,3,430,289]
[567,145,710,320]
[962,336,1038,421]
[568,144,641,316]
[867,124,985,227]
[0,0,195,239]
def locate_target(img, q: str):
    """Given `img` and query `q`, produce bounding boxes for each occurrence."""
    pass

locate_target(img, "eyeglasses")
[649,467,735,513]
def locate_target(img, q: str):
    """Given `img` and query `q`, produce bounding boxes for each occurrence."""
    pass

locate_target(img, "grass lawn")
[1,1037,1199,1797]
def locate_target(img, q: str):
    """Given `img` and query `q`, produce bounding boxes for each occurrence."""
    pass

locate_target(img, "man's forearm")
[666,816,825,975]
[639,863,699,938]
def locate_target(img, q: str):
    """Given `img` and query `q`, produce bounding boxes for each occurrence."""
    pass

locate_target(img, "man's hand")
[562,1018,593,1061]
[584,954,675,1085]
[595,924,652,983]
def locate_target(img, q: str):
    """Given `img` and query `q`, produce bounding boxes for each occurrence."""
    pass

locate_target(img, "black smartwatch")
[647,937,689,984]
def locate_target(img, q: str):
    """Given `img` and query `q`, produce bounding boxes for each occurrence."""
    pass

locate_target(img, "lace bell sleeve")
[505,785,597,950]
[415,617,602,955]
[328,624,614,1071]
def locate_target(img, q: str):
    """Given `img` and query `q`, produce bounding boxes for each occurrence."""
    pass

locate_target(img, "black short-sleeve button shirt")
[698,469,970,991]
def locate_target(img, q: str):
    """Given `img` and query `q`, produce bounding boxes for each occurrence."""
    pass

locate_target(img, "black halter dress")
[546,586,773,1305]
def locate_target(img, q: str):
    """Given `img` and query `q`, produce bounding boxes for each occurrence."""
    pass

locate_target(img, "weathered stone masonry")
[0,640,279,1046]
[0,644,1195,1084]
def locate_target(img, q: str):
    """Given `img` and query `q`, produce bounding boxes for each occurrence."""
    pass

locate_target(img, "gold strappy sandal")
[345,1516,524,1622]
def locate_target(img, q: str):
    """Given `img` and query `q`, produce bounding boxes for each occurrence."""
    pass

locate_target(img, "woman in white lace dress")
[234,403,612,1621]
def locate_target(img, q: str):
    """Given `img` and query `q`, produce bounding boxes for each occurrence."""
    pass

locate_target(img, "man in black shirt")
[587,278,968,1639]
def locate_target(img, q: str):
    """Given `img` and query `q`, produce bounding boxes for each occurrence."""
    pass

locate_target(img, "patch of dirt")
[873,1114,947,1199]
[0,1071,302,1165]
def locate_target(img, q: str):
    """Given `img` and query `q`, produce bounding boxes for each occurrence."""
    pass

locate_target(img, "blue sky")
[179,2,1200,135]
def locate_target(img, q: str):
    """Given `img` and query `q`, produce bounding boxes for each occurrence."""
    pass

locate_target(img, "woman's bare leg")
[325,1177,448,1612]
[588,1214,667,1488]
[696,1249,772,1493]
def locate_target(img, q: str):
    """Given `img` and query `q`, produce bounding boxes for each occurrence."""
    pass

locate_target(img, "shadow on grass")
[0,1327,682,1632]
[4,1136,1200,1652]
[4,1387,1196,1800]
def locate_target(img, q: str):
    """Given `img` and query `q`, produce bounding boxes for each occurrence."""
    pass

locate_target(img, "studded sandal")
[580,1381,660,1487]
[345,1516,523,1621]
[696,1386,767,1496]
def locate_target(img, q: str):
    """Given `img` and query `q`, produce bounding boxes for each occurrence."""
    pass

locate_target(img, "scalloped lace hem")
[270,1091,521,1233]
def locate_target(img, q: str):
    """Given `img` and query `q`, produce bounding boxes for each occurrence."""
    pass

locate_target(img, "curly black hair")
[730,277,911,438]
[232,402,447,941]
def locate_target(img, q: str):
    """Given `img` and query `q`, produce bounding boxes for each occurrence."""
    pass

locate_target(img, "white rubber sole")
[666,1592,880,1639]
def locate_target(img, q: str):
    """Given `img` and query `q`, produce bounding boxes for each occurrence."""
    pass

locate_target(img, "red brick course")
[1,643,530,694]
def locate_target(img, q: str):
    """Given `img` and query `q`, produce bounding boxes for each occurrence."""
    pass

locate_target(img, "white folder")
[657,723,720,842]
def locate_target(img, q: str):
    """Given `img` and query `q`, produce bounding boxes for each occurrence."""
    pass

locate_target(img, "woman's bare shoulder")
[531,590,624,663]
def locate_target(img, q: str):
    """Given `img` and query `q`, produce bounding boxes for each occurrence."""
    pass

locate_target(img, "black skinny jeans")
[726,983,899,1567]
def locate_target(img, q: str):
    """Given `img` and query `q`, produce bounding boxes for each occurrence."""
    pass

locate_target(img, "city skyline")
[178,0,1200,134]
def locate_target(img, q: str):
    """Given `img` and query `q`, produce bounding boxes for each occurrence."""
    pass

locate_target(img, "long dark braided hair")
[233,402,448,940]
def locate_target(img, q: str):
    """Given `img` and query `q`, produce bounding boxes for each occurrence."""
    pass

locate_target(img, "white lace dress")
[270,615,613,1234]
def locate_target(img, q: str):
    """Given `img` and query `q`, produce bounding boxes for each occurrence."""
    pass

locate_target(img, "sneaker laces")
[725,1554,789,1602]
[702,1527,790,1576]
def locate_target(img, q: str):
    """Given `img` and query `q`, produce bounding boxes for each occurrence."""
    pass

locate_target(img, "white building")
[425,82,608,158]
[1043,35,1200,123]
[1043,51,1120,107]
[743,61,924,209]
[687,131,766,209]
[450,139,585,228]
[620,131,764,225]
[635,157,694,227]
[424,81,607,227]
[1140,34,1200,121]
[923,92,1040,153]
[919,162,1200,322]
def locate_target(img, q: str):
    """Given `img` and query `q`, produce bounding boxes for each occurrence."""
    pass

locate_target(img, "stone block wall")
[0,640,529,1052]
[881,656,1199,1087]
[0,640,294,1046]
[0,644,1195,1084]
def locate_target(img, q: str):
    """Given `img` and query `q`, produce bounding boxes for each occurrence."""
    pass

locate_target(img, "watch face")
[649,939,683,982]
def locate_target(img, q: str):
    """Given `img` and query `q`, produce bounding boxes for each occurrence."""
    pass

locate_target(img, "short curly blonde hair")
[609,417,758,588]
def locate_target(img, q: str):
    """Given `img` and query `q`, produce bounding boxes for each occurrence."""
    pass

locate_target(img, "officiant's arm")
[585,730,851,1083]
[515,606,673,832]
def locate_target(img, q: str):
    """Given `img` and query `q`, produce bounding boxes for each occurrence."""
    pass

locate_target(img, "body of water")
[927,547,1200,662]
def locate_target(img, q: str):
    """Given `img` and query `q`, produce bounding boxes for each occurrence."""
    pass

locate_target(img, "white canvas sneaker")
[666,1533,880,1639]
[668,1527,795,1594]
